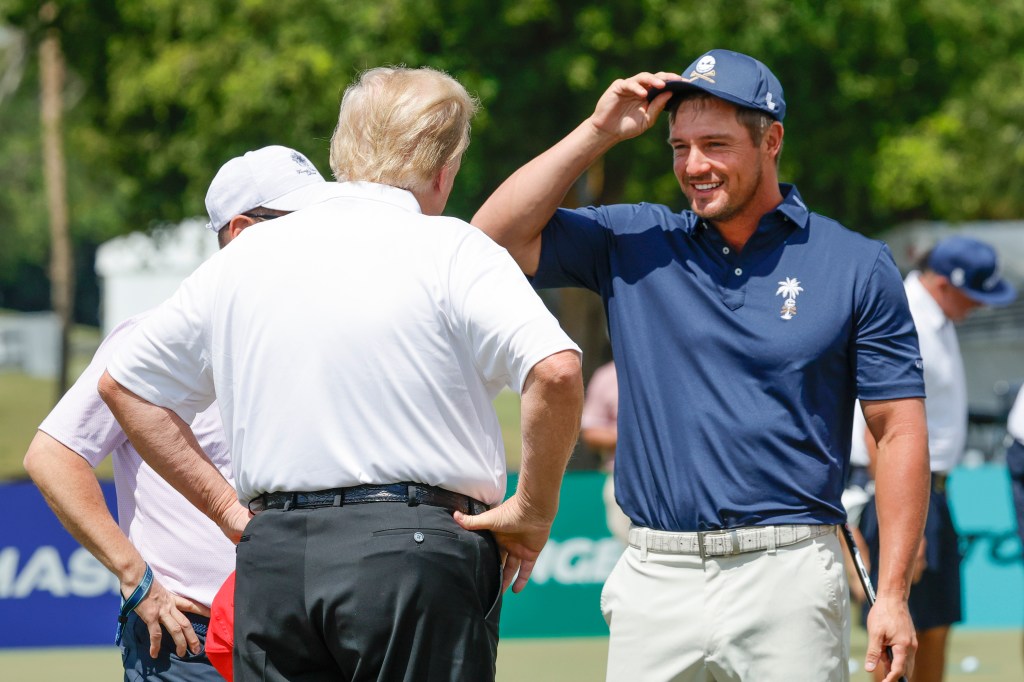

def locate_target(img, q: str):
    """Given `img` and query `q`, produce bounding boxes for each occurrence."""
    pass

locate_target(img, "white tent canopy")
[95,219,217,335]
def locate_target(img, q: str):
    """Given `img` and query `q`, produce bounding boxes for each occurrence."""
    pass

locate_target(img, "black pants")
[234,501,502,682]
[860,484,962,630]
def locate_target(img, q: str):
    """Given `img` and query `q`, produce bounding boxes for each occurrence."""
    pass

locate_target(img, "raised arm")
[860,396,929,682]
[472,72,677,275]
[98,370,251,541]
[455,349,583,593]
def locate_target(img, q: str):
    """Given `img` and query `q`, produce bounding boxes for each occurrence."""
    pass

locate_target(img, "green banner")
[500,471,620,638]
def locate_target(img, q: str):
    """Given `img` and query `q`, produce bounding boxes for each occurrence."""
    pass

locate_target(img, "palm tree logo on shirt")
[776,277,803,320]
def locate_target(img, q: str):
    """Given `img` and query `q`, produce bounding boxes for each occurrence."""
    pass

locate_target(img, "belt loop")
[766,526,777,555]
[333,493,343,507]
[283,493,295,512]
[639,528,649,563]
[407,484,420,507]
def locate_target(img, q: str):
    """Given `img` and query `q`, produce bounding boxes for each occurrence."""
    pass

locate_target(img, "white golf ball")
[960,655,980,673]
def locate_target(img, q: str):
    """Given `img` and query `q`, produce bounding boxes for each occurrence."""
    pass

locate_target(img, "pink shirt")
[39,314,235,606]
[581,361,618,432]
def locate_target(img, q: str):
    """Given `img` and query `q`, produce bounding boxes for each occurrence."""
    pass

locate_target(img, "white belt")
[627,524,835,557]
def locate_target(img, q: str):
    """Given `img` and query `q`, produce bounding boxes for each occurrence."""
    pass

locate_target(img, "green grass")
[1,628,1022,681]
[0,372,59,479]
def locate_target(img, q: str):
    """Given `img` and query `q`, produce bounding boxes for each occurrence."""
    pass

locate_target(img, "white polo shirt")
[39,314,236,607]
[108,182,580,506]
[905,271,967,472]
[849,272,966,473]
[1008,389,1024,444]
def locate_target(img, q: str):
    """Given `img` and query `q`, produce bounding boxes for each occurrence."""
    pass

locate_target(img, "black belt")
[248,482,490,516]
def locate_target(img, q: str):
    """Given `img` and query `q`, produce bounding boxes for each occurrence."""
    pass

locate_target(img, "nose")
[684,146,711,176]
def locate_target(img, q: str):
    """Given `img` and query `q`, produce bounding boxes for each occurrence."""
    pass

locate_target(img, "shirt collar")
[905,270,949,330]
[775,184,809,228]
[319,181,423,214]
[690,183,809,233]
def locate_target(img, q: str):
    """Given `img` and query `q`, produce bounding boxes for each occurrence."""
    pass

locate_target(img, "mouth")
[690,180,722,192]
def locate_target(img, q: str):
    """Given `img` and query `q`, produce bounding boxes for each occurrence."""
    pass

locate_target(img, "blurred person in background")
[23,145,331,680]
[1007,386,1024,551]
[580,359,630,543]
[857,235,1017,682]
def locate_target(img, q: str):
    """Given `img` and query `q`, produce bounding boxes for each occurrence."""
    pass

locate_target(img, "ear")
[763,121,784,160]
[434,163,454,193]
[225,214,258,243]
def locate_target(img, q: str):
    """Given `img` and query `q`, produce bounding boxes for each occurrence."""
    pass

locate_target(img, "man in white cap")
[23,145,331,680]
[856,235,1016,682]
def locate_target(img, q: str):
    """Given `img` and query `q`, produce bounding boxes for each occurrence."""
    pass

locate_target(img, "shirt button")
[734,268,743,276]
[722,246,730,255]
[413,532,425,543]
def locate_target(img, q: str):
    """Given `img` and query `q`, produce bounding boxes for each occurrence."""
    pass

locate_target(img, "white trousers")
[601,530,850,682]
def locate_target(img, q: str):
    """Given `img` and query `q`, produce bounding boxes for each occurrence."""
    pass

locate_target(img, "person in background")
[1007,387,1024,552]
[23,144,332,680]
[857,235,1017,682]
[580,360,630,543]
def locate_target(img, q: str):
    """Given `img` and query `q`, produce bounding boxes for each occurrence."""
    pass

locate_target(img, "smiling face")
[669,97,783,234]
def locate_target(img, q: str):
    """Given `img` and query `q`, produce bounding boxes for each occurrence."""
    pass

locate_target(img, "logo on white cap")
[291,151,318,176]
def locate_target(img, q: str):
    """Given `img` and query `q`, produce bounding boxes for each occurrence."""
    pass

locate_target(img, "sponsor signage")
[0,481,119,647]
[0,467,1020,648]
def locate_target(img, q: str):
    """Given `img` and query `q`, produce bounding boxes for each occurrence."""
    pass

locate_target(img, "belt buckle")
[702,530,736,557]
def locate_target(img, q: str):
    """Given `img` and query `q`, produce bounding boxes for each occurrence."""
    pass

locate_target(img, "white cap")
[204,145,326,232]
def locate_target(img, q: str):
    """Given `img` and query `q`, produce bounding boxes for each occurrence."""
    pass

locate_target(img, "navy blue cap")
[649,49,786,121]
[928,236,1017,306]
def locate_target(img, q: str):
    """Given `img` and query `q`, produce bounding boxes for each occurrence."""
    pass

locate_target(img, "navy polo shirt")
[534,184,924,531]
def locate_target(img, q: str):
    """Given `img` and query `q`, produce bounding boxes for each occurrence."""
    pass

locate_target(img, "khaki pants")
[601,530,850,681]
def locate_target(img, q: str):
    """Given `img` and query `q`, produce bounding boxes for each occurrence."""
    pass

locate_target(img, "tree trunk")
[39,2,74,398]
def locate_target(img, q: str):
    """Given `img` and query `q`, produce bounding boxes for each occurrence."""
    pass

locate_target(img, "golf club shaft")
[840,523,909,682]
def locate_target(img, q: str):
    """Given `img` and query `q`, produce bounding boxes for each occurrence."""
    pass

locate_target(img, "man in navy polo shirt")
[470,50,929,681]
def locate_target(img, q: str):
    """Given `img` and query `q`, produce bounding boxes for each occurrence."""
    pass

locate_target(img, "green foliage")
[1,0,1024,320]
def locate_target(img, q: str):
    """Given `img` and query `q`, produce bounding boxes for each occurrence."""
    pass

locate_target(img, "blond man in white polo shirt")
[99,66,583,682]
[23,145,334,680]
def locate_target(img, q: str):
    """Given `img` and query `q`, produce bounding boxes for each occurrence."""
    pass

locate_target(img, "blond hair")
[330,66,479,194]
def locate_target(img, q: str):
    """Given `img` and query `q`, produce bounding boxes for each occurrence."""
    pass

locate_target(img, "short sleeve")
[106,260,219,422]
[532,207,614,292]
[854,244,925,401]
[37,318,143,466]
[451,229,580,394]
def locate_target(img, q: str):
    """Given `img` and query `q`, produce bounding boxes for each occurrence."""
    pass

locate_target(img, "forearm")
[867,400,929,597]
[24,432,148,588]
[516,350,585,519]
[98,370,239,530]
[472,120,618,274]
